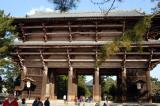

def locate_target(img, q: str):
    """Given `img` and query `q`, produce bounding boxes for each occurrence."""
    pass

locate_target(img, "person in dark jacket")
[32,97,38,106]
[32,97,43,106]
[44,98,50,106]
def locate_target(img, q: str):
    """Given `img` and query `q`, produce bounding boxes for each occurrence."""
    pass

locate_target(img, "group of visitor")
[1,93,50,106]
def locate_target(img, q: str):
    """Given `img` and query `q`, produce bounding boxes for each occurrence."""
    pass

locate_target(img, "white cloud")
[26,6,57,15]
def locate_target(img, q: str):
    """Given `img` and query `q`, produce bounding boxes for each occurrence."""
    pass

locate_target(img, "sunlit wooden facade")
[11,11,160,102]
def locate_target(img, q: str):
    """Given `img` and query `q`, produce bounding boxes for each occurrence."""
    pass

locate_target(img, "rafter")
[42,23,48,42]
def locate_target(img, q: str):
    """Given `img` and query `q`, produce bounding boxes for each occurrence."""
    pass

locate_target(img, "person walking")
[19,98,27,106]
[44,98,50,106]
[2,93,19,106]
[63,95,66,104]
[32,97,43,106]
[32,97,38,106]
[105,96,109,106]
[37,97,43,106]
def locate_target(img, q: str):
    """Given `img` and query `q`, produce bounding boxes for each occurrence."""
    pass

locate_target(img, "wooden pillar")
[93,67,100,102]
[41,66,48,99]
[67,66,74,101]
[73,69,77,98]
[121,68,127,102]
[146,70,152,102]
[49,72,56,100]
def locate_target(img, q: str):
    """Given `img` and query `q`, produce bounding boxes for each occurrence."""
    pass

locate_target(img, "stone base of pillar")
[94,95,100,102]
[67,95,76,101]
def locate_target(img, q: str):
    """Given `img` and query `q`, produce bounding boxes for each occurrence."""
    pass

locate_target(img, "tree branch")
[90,0,120,15]
[105,0,116,15]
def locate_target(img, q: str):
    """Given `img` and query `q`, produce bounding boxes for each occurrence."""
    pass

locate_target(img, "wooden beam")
[24,31,122,35]
[11,52,160,55]
[18,58,160,62]
[68,21,72,42]
[19,23,26,42]
[21,24,123,29]
[42,23,48,42]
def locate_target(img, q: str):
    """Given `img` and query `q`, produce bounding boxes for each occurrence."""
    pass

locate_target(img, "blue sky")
[0,0,157,16]
[0,0,159,80]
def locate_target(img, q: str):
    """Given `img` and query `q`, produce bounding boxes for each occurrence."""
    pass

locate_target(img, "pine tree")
[48,0,79,12]
[0,10,17,93]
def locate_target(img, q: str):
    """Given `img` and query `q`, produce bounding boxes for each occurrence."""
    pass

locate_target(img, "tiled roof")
[26,10,145,18]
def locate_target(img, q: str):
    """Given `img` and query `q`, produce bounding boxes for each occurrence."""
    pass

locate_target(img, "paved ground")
[0,99,159,106]
[25,100,160,106]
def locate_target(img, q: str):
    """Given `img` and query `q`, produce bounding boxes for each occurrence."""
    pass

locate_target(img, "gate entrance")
[12,11,160,102]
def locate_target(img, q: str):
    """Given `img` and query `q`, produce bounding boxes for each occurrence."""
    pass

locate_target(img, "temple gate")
[11,11,160,102]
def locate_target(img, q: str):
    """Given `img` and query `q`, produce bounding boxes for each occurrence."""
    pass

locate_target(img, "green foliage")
[0,10,15,66]
[151,0,160,13]
[56,75,68,99]
[98,16,152,66]
[151,77,160,95]
[48,0,79,12]
[1,61,20,93]
[0,10,16,93]
[101,77,116,101]
[78,75,91,97]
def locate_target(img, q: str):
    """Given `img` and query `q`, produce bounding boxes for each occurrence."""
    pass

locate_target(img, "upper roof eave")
[13,10,148,21]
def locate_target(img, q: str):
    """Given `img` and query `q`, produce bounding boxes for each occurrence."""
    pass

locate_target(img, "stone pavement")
[25,100,160,106]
